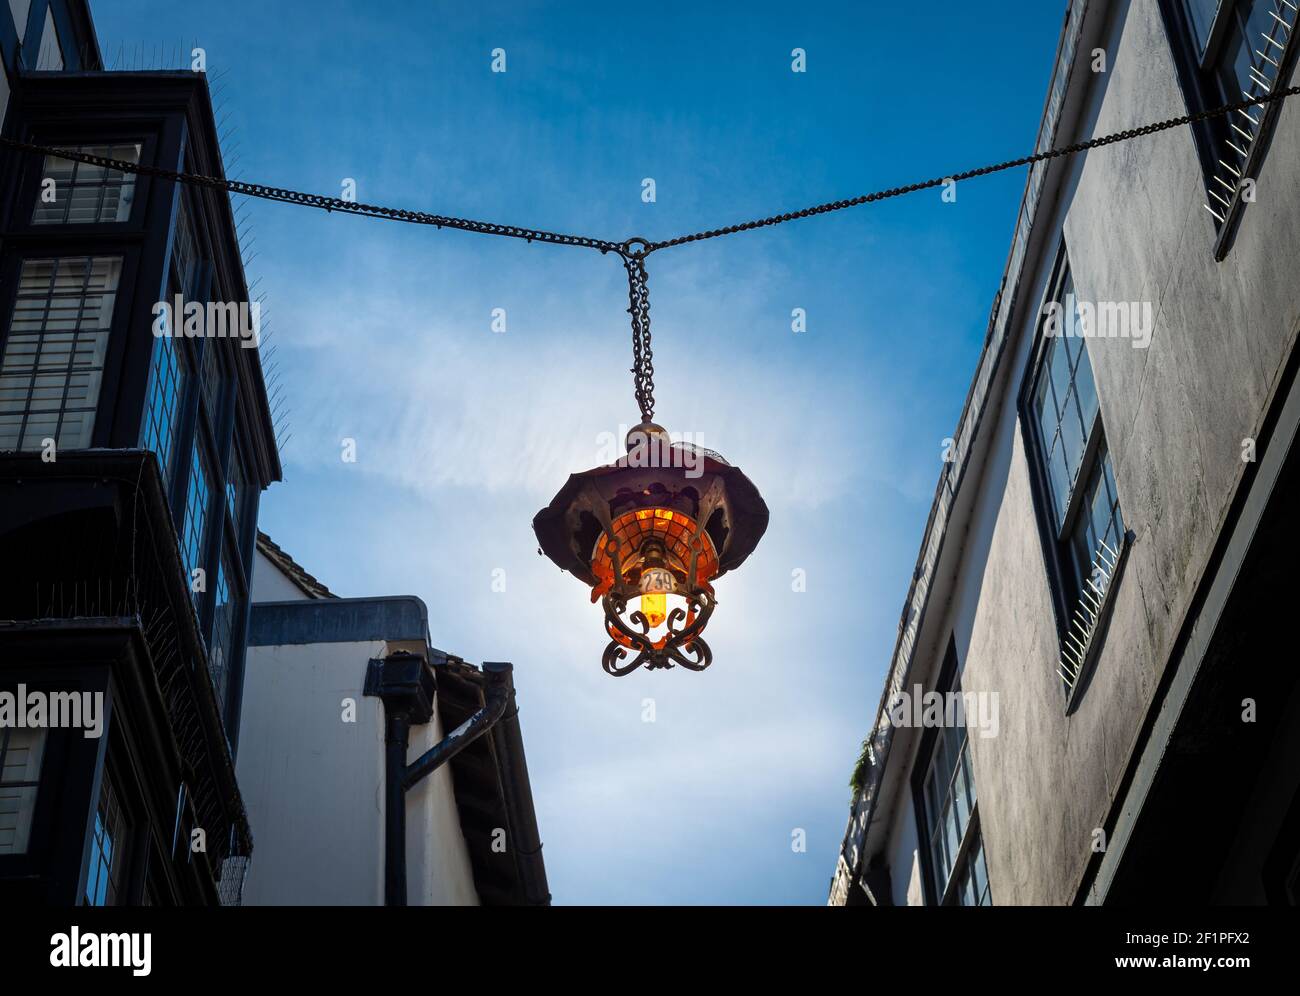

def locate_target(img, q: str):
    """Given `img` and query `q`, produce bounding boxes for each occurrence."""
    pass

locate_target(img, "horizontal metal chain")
[645,83,1300,251]
[2,83,1297,259]
[0,135,623,254]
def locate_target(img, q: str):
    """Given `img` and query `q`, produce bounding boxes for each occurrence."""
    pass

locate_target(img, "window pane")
[1069,448,1125,602]
[931,836,948,897]
[34,6,62,70]
[1185,0,1222,54]
[1048,340,1073,428]
[1102,454,1120,512]
[944,798,961,870]
[961,867,977,906]
[1201,0,1274,166]
[919,677,981,902]
[1035,373,1058,448]
[1075,533,1100,600]
[0,728,46,854]
[201,343,225,423]
[1073,342,1099,431]
[971,838,989,905]
[209,555,240,717]
[83,773,127,906]
[32,144,141,225]
[173,195,198,294]
[1060,271,1081,366]
[1047,436,1071,525]
[1223,2,1275,102]
[1032,262,1108,532]
[1058,386,1085,485]
[952,742,972,832]
[10,1,32,44]
[226,454,244,531]
[1089,476,1112,560]
[182,443,212,605]
[930,735,950,805]
[962,743,977,808]
[924,769,941,829]
[944,724,964,770]
[1100,453,1124,555]
[140,303,188,489]
[0,257,120,451]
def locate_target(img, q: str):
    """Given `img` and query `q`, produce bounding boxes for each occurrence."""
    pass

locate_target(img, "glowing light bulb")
[638,565,675,628]
[639,591,667,628]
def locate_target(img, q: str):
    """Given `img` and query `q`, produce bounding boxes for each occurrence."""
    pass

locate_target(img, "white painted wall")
[237,637,480,906]
[238,551,480,905]
[249,546,313,603]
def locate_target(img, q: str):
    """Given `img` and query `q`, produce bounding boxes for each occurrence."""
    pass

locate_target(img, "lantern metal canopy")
[533,421,769,676]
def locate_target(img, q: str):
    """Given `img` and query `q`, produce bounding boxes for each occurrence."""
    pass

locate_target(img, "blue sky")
[91,0,1067,904]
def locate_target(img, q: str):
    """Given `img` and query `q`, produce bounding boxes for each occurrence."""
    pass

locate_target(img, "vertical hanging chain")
[622,244,655,423]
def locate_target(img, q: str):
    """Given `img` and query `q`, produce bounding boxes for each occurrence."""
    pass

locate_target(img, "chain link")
[623,254,655,423]
[4,82,1296,423]
[2,84,1293,258]
[0,136,624,255]
[646,84,1300,251]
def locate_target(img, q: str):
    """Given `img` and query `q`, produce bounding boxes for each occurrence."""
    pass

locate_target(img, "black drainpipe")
[488,691,551,905]
[365,650,513,906]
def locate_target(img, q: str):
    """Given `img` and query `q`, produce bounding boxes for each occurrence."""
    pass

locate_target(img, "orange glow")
[590,507,720,593]
[639,592,667,628]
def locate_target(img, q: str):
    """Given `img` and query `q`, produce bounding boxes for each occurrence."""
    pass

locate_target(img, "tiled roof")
[255,531,336,599]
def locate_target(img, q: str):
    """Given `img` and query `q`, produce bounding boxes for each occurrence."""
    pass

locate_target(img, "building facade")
[238,534,549,906]
[832,0,1300,906]
[0,0,279,904]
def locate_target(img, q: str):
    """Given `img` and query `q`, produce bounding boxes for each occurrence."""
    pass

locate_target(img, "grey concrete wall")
[878,0,1300,905]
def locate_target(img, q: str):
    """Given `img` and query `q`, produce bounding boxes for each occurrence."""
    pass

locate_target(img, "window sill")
[1059,529,1134,713]
[1209,12,1300,261]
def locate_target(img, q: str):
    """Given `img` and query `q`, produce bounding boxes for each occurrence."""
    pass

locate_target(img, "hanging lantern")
[533,421,768,676]
[532,243,768,675]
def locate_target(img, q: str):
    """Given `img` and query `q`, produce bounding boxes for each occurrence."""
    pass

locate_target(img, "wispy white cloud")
[268,228,900,509]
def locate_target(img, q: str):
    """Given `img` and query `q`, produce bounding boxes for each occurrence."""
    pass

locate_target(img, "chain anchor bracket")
[619,236,653,260]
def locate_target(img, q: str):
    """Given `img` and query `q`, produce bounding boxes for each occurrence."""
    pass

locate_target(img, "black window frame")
[0,665,107,904]
[29,140,146,227]
[0,725,47,855]
[909,639,990,906]
[1159,0,1300,258]
[81,759,131,906]
[4,129,158,238]
[0,252,126,452]
[139,271,192,495]
[1018,244,1130,705]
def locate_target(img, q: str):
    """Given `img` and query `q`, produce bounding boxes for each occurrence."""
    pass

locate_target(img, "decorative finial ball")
[626,421,670,453]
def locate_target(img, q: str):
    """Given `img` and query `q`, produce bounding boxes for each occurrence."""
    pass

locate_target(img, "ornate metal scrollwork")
[600,587,716,677]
